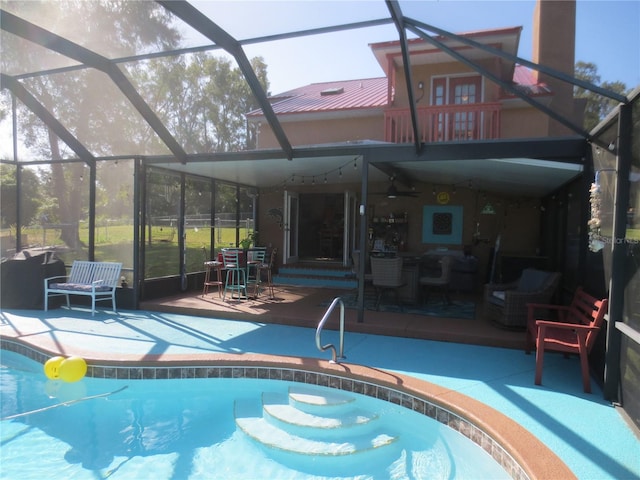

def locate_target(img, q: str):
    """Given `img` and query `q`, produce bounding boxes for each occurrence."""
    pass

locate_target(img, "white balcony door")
[432,75,481,141]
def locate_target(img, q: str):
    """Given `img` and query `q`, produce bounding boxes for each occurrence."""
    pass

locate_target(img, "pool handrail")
[315,296,346,363]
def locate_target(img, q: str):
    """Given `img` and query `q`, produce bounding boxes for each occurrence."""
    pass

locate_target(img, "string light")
[265,156,360,192]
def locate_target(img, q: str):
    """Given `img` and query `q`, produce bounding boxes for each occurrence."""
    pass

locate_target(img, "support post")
[357,155,369,323]
[604,102,632,401]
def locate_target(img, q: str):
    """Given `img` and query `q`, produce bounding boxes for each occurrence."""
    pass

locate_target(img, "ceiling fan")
[373,177,420,198]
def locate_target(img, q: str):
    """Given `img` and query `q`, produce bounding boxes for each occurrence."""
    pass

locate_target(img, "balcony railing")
[384,103,501,143]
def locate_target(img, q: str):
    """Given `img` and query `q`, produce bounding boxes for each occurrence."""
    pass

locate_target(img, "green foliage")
[3,1,181,248]
[574,61,629,131]
[239,231,259,249]
[3,2,268,252]
[141,52,269,153]
[0,165,42,228]
[15,221,248,278]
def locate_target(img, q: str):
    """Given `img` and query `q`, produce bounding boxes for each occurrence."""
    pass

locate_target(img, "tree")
[0,165,42,228]
[574,61,628,131]
[135,52,269,217]
[3,2,271,251]
[2,1,181,248]
[136,53,269,153]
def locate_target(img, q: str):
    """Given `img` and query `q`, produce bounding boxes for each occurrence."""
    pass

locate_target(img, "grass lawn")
[2,224,254,280]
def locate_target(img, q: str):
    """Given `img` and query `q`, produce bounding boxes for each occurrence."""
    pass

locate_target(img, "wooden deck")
[141,285,526,350]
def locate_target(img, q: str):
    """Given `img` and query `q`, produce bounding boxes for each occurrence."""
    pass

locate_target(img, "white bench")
[44,261,122,316]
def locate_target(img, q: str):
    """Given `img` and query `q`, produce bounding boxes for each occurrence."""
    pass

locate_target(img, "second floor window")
[432,76,481,105]
[432,76,482,141]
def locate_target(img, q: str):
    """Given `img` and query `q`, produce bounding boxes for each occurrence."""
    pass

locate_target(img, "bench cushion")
[49,282,112,292]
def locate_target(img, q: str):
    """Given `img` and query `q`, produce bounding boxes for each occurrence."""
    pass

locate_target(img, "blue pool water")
[1,351,510,479]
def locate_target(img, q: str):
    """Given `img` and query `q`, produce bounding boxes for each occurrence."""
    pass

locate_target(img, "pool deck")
[1,286,639,480]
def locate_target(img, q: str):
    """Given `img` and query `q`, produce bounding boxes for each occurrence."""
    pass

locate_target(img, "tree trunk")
[48,132,82,249]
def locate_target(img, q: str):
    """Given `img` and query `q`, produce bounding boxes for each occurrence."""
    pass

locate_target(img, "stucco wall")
[500,106,550,138]
[394,60,498,107]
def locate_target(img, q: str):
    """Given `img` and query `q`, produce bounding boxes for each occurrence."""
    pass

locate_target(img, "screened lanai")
[1,1,639,429]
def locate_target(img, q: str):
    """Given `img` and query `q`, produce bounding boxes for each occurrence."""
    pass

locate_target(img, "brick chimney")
[531,0,580,134]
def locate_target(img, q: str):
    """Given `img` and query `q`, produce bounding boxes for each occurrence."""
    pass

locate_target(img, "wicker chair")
[419,255,453,305]
[370,255,405,310]
[484,268,561,330]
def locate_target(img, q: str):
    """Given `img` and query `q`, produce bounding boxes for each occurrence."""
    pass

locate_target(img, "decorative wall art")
[422,205,463,244]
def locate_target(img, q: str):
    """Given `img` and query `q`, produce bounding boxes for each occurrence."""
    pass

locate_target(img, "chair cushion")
[488,291,505,306]
[517,269,550,292]
[492,291,506,301]
[49,282,111,292]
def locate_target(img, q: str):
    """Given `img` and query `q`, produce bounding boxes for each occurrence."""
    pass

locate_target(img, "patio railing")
[384,102,501,143]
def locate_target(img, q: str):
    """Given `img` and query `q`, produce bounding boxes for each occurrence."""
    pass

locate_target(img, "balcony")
[384,103,501,143]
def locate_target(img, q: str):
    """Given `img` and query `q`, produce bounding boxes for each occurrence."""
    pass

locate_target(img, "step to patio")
[273,266,356,289]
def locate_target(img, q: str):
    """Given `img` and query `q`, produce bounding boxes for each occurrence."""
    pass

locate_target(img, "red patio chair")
[525,287,608,393]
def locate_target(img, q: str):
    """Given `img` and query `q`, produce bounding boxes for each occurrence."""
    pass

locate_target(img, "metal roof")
[248,77,388,116]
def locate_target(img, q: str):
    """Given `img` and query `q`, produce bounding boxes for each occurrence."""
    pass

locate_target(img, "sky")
[188,0,640,96]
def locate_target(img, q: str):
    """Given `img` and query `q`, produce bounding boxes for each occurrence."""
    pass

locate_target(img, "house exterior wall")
[251,0,575,279]
[500,106,550,138]
[394,60,498,106]
[256,54,560,148]
[391,60,553,139]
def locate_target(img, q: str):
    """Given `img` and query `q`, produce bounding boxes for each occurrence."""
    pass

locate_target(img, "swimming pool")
[1,350,511,480]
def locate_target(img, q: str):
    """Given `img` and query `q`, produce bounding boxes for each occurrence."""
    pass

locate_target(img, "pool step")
[288,384,355,411]
[234,386,398,456]
[235,414,396,456]
[263,392,376,430]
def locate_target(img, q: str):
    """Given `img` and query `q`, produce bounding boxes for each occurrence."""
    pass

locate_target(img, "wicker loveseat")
[484,268,561,330]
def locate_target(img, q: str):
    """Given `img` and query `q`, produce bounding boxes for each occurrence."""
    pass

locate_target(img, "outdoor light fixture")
[416,81,425,102]
[481,202,496,215]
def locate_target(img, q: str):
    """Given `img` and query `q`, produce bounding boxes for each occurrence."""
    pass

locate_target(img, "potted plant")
[239,231,259,250]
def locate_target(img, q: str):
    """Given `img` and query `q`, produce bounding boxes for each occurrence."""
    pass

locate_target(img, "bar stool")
[202,260,223,297]
[222,248,247,300]
[257,247,277,299]
[246,247,267,297]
